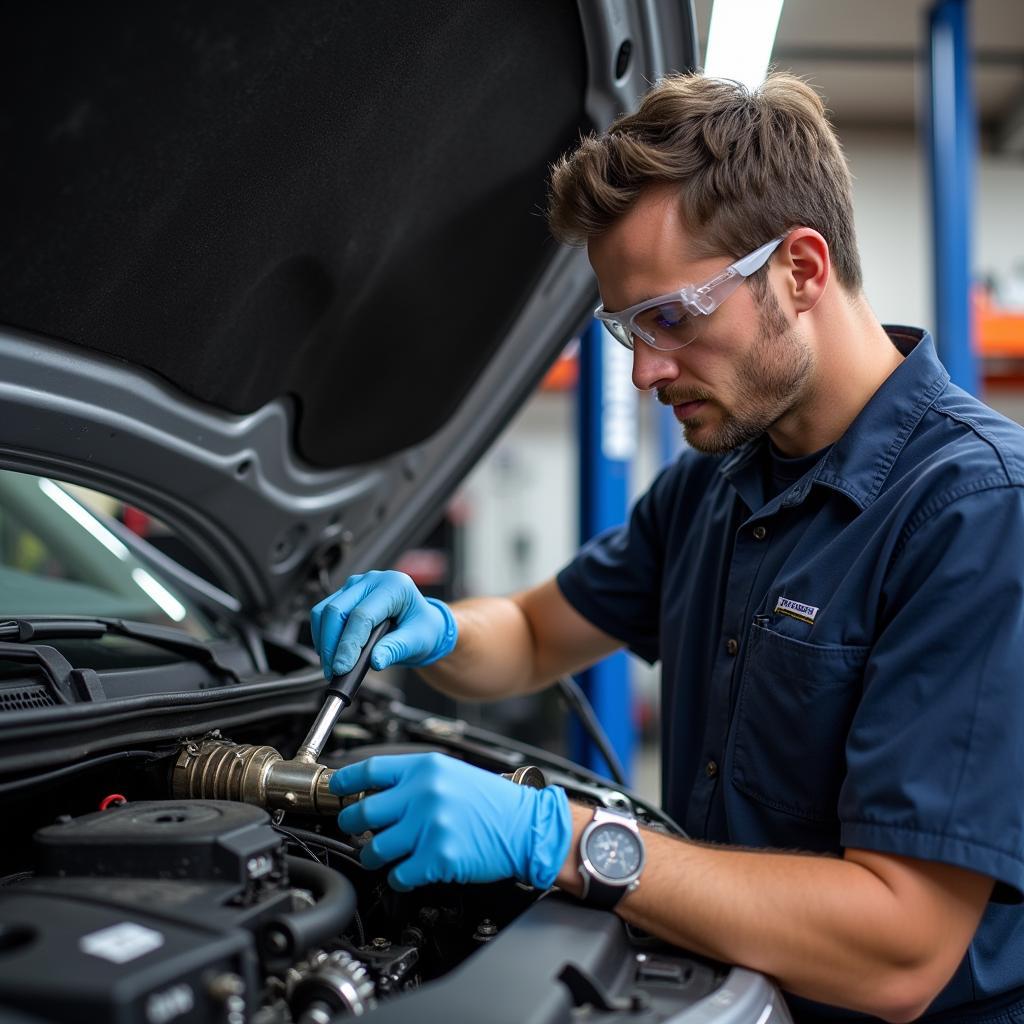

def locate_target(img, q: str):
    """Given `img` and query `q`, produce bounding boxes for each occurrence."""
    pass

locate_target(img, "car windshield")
[0,469,218,641]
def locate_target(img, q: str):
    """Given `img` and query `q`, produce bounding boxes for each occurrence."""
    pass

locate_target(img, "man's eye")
[652,305,689,330]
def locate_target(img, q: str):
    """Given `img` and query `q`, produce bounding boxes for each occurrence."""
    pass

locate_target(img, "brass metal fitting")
[172,739,341,816]
[172,737,549,818]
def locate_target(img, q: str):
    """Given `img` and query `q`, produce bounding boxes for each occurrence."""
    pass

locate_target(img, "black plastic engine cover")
[0,799,299,1022]
[0,889,253,1024]
[34,800,283,888]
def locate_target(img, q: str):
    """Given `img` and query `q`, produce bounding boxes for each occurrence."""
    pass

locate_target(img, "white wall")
[844,126,1024,327]
[458,384,668,598]
[458,391,578,598]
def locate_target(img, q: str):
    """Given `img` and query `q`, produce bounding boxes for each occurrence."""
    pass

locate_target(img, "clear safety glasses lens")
[601,319,635,349]
[631,301,699,351]
[601,301,699,352]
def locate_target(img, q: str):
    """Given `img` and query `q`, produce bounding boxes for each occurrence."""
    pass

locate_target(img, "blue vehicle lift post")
[926,0,979,395]
[572,320,635,782]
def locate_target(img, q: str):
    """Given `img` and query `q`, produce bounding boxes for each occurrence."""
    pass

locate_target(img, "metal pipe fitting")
[501,765,546,788]
[173,738,550,819]
[172,739,341,816]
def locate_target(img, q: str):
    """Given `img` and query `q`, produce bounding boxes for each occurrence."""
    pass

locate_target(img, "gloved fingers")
[360,821,418,872]
[367,624,425,671]
[313,580,373,676]
[388,851,438,891]
[332,585,410,676]
[387,867,416,892]
[310,573,365,655]
[310,598,330,656]
[329,753,428,797]
[337,786,408,835]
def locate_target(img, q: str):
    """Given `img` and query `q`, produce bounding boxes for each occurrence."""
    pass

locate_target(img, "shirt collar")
[720,327,949,513]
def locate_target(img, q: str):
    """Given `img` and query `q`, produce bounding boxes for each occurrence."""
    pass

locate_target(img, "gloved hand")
[330,753,572,892]
[311,570,457,679]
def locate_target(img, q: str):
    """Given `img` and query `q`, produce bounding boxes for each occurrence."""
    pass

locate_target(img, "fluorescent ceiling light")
[131,568,187,623]
[704,0,785,91]
[38,478,130,559]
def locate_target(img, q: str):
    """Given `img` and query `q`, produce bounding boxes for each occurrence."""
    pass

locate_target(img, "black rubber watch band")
[579,871,629,910]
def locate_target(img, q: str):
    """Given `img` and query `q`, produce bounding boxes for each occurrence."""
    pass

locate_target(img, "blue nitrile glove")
[310,570,457,679]
[330,753,572,892]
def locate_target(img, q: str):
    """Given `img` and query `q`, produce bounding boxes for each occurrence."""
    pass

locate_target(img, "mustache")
[656,386,714,406]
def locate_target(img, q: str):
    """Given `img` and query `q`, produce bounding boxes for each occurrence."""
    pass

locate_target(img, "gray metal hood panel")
[0,1,696,623]
[0,244,594,621]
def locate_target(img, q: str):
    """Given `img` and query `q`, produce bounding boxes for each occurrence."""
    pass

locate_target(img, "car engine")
[0,683,782,1024]
[0,736,561,1023]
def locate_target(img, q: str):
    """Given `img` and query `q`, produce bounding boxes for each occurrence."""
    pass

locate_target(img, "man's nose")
[631,339,679,392]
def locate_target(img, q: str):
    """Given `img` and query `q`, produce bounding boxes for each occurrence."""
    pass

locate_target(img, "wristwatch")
[577,806,645,910]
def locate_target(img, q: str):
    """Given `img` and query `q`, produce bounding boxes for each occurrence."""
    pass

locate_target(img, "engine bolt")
[207,973,244,1001]
[370,936,391,951]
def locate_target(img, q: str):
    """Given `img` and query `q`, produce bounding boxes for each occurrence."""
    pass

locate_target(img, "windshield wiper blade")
[0,617,242,685]
[0,619,106,642]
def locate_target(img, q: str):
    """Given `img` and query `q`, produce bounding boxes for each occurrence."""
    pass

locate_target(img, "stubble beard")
[663,290,814,455]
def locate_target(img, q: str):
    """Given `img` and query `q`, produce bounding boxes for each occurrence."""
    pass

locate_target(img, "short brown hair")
[548,72,862,292]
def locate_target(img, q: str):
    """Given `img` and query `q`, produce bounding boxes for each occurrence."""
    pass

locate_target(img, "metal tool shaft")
[295,694,346,764]
[295,618,394,764]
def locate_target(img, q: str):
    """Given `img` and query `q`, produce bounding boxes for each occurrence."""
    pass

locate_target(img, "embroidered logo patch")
[774,596,819,625]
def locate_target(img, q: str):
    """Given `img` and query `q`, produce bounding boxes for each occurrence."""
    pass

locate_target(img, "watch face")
[584,823,642,880]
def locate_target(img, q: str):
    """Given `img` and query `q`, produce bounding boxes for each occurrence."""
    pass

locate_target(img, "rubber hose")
[260,855,358,963]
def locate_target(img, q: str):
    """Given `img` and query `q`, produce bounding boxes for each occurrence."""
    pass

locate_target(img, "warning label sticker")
[79,922,165,964]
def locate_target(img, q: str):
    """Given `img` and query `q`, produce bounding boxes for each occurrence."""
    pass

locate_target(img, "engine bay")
[0,619,788,1024]
[0,695,740,1024]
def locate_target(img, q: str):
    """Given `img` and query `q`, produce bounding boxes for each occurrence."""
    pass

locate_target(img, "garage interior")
[2,2,1024,1022]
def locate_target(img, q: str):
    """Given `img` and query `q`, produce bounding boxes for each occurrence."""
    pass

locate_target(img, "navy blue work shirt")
[557,328,1024,1023]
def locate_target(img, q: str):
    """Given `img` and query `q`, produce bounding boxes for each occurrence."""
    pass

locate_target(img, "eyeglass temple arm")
[732,235,786,277]
[690,236,786,314]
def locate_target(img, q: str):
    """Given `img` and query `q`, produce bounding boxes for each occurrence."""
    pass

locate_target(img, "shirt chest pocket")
[730,623,869,823]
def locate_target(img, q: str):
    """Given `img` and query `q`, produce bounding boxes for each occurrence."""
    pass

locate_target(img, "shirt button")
[726,638,739,656]
[706,760,719,778]
[752,525,767,541]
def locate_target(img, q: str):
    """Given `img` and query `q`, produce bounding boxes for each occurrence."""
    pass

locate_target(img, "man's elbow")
[868,963,955,1023]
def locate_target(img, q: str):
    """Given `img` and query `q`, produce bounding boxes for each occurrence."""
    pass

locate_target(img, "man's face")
[588,187,814,455]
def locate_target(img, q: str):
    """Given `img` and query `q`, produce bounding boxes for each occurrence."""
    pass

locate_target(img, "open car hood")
[0,1,697,624]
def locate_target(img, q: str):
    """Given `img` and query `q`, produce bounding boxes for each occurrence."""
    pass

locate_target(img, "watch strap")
[578,867,630,910]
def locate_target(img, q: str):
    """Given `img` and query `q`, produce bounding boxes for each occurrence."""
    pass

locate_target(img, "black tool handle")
[327,618,394,707]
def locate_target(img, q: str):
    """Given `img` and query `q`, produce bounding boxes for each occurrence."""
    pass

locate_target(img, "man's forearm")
[415,596,539,701]
[556,804,986,1022]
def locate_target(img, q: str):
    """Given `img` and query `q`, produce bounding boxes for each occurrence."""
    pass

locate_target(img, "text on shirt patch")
[774,596,819,625]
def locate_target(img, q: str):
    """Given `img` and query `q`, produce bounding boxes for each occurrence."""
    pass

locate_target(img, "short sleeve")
[839,485,1024,902]
[556,462,681,665]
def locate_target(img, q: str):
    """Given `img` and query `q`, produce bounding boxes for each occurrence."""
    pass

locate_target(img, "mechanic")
[312,73,1024,1023]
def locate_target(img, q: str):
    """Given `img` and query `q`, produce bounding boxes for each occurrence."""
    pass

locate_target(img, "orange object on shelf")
[975,287,1024,359]
[541,350,579,391]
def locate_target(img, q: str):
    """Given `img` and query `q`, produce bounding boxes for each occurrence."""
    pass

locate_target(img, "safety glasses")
[594,235,785,351]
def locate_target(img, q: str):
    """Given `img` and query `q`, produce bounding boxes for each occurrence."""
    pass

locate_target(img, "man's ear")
[779,228,830,314]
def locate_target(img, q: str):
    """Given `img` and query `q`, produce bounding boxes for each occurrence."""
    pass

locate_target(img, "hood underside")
[0,1,697,621]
